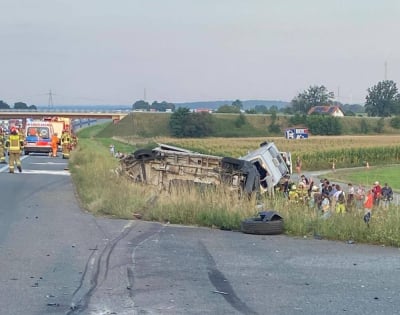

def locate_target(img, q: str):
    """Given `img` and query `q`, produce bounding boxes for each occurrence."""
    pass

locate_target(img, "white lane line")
[19,170,70,176]
[0,156,69,175]
[31,162,68,165]
[0,164,9,172]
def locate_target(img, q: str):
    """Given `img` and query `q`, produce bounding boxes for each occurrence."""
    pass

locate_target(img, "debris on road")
[212,290,229,295]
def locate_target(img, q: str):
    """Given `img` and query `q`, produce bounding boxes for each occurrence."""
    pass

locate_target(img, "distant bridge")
[0,109,130,122]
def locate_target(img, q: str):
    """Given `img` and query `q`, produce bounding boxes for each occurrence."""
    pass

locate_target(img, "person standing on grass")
[363,189,374,225]
[309,185,320,210]
[372,181,382,207]
[321,193,331,219]
[300,174,309,189]
[288,184,299,203]
[381,183,393,210]
[109,144,115,156]
[347,183,355,210]
[281,176,290,199]
[355,184,365,211]
[333,184,346,214]
[321,179,330,196]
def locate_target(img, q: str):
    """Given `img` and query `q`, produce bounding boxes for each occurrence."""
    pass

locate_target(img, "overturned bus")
[118,142,291,195]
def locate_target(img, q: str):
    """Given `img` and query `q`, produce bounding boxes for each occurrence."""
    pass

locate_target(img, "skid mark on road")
[66,222,140,314]
[129,223,165,297]
[65,222,164,314]
[198,241,258,315]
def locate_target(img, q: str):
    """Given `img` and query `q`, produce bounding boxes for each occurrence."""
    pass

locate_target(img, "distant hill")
[175,100,290,110]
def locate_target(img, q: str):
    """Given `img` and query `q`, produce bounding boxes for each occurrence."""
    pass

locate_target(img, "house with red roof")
[307,105,344,117]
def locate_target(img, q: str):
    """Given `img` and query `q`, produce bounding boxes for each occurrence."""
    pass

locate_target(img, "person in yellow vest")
[0,129,6,163]
[288,184,299,203]
[5,127,24,173]
[61,129,72,158]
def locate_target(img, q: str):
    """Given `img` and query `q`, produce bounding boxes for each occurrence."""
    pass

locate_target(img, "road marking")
[0,156,69,175]
[0,164,9,173]
[18,169,70,176]
[0,156,27,172]
[31,162,68,165]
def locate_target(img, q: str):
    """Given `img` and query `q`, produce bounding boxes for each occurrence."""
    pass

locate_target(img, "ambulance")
[24,121,54,155]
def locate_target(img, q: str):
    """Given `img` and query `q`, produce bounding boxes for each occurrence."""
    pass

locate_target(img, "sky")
[1,0,400,106]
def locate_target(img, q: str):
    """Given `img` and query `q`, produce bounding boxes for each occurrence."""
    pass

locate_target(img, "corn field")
[154,135,400,170]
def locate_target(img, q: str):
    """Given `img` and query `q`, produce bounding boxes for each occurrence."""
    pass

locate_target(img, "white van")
[24,121,54,155]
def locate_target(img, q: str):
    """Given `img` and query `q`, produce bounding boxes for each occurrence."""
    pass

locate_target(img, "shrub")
[390,116,400,129]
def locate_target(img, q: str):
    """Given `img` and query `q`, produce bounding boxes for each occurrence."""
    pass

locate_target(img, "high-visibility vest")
[8,134,21,152]
[62,133,71,144]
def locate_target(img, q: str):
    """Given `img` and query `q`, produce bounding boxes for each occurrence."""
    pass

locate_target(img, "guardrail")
[0,110,131,121]
[0,109,131,113]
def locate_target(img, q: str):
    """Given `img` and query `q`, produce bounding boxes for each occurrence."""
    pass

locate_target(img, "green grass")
[77,122,135,154]
[92,113,400,139]
[96,113,171,138]
[211,115,268,137]
[76,123,107,138]
[325,165,400,191]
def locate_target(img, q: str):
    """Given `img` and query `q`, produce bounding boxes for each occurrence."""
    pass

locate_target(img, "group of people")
[51,129,75,158]
[279,174,394,223]
[0,126,78,173]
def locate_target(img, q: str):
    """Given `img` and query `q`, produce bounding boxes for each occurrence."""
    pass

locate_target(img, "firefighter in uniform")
[61,129,72,158]
[5,127,24,173]
[0,129,6,163]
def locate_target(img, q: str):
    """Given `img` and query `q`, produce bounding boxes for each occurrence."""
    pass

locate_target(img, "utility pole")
[48,89,54,108]
[144,88,147,101]
[384,61,388,80]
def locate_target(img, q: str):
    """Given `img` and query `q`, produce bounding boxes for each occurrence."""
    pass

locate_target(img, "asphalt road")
[0,154,399,315]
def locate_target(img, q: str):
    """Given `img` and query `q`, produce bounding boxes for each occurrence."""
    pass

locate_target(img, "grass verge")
[69,125,400,247]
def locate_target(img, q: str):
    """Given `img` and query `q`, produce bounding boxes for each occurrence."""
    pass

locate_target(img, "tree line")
[290,80,400,117]
[165,79,400,138]
[133,79,400,118]
[0,100,37,110]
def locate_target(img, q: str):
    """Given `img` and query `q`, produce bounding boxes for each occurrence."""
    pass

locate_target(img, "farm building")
[307,106,344,117]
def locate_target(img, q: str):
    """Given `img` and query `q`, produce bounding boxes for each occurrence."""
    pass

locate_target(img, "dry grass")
[70,128,400,247]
